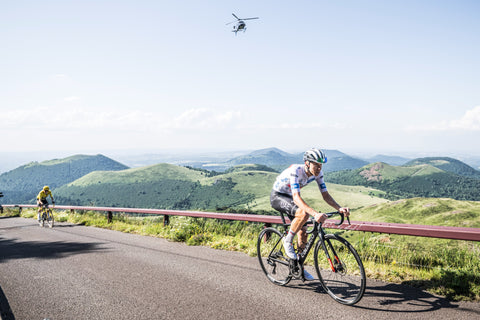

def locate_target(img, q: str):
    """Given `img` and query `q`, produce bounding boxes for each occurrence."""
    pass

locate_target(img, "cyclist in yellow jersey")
[37,186,55,224]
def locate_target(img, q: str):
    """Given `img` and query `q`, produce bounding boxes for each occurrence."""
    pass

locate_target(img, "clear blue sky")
[1,0,479,157]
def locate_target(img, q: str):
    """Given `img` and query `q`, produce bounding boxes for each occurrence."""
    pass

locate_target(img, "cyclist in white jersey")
[270,148,350,280]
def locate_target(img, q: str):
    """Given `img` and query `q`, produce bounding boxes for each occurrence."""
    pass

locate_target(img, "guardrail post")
[70,209,75,214]
[0,204,3,214]
[164,215,170,226]
[107,211,113,223]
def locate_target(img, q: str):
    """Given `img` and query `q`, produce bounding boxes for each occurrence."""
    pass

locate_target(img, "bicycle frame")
[258,210,365,305]
[40,204,50,215]
[39,203,54,228]
[280,211,347,279]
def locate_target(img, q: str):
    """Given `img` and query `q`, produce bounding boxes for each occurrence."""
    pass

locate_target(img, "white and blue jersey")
[272,164,327,195]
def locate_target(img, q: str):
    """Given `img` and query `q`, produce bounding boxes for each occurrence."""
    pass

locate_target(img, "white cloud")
[171,108,241,129]
[239,122,347,130]
[405,106,480,132]
[448,106,480,130]
[1,106,242,132]
[64,96,80,102]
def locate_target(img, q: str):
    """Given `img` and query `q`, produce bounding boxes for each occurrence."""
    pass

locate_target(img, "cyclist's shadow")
[288,280,471,314]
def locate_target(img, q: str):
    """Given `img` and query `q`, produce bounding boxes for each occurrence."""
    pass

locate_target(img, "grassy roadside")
[3,207,479,302]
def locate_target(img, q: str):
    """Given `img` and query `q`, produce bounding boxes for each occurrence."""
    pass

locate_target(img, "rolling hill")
[54,163,255,210]
[4,149,479,211]
[405,157,480,179]
[327,162,480,201]
[353,197,480,228]
[54,163,387,212]
[0,154,128,204]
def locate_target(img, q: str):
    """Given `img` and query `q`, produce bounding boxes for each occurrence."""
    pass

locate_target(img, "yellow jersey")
[37,190,53,201]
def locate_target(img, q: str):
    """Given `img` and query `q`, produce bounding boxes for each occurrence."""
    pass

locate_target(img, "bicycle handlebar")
[309,211,350,227]
[324,211,351,226]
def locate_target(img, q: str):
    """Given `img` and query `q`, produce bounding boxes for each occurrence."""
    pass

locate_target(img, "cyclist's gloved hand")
[314,212,327,223]
[339,207,350,217]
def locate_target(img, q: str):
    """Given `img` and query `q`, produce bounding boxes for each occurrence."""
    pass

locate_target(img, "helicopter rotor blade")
[232,13,240,20]
[241,17,259,21]
[226,20,236,25]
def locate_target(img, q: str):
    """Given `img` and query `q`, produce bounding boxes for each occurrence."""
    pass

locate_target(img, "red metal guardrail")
[2,204,479,242]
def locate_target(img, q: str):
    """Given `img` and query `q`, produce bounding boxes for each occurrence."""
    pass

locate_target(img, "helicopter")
[226,13,259,35]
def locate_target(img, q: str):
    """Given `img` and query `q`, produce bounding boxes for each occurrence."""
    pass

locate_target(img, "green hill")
[354,197,480,228]
[327,162,480,201]
[54,163,387,212]
[405,157,480,179]
[55,163,255,210]
[0,154,128,204]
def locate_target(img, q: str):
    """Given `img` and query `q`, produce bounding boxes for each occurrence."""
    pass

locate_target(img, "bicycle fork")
[323,239,343,273]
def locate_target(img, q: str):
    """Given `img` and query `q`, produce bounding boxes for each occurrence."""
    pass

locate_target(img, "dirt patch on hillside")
[360,163,384,182]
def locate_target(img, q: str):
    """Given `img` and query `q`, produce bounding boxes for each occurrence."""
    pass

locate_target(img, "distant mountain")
[224,164,279,174]
[321,154,369,173]
[366,155,411,166]
[459,156,480,171]
[0,154,128,204]
[225,148,368,172]
[226,148,300,171]
[405,157,480,179]
[327,162,480,201]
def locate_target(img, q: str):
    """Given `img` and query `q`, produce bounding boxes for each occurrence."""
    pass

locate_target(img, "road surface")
[1,216,479,319]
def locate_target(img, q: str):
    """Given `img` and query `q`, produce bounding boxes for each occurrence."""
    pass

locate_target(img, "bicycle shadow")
[291,280,480,315]
[0,216,19,220]
[0,236,107,263]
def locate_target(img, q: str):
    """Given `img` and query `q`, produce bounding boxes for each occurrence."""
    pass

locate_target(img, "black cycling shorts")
[270,190,298,221]
[38,199,48,206]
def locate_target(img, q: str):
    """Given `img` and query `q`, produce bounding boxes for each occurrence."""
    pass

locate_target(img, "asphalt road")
[1,216,479,320]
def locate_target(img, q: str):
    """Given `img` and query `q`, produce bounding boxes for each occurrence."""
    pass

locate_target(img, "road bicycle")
[39,203,54,228]
[257,211,366,305]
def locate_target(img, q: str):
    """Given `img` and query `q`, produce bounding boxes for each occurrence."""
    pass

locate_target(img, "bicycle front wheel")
[46,209,54,228]
[40,212,45,227]
[257,227,291,286]
[314,234,366,305]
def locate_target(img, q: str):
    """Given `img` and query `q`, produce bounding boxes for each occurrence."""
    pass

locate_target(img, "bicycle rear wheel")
[46,209,54,228]
[314,234,366,305]
[257,227,291,286]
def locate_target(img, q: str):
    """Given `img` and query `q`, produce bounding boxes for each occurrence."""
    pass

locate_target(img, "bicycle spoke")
[314,234,366,305]
[257,227,291,286]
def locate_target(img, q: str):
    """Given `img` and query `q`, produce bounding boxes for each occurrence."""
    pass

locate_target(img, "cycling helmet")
[303,148,327,164]
[43,186,50,191]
